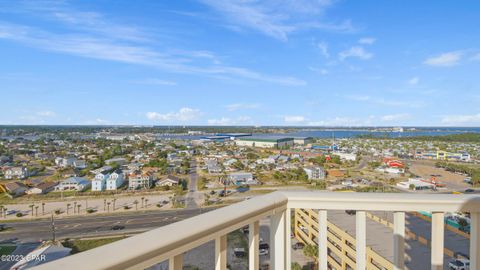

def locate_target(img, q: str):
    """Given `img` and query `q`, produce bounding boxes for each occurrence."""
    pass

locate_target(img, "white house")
[156,175,180,187]
[128,172,153,190]
[92,173,109,191]
[55,177,90,191]
[303,166,326,180]
[4,167,29,179]
[55,157,77,168]
[228,172,257,185]
[106,171,125,190]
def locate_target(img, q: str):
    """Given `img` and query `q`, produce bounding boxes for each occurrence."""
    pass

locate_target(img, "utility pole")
[51,214,56,242]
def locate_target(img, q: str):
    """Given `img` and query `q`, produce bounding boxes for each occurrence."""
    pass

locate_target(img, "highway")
[0,208,215,243]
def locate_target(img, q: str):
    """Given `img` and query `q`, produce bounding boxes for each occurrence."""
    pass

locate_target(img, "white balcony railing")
[32,191,480,270]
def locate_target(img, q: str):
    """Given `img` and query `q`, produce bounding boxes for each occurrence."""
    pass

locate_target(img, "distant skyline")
[1,1,479,126]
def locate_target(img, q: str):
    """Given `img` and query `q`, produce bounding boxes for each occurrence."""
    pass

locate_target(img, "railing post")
[393,211,405,270]
[215,235,227,270]
[249,221,260,270]
[318,210,328,270]
[271,209,286,270]
[286,208,292,270]
[470,212,480,270]
[356,211,366,270]
[431,212,444,270]
[168,254,183,270]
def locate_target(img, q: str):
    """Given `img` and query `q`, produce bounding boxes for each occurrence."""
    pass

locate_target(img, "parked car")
[449,259,470,270]
[233,248,246,258]
[292,242,305,250]
[464,189,475,193]
[259,243,269,256]
[110,225,125,230]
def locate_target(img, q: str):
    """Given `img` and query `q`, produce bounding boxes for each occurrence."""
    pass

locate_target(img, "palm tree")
[66,203,71,215]
[112,198,117,211]
[141,197,145,208]
[3,208,7,218]
[73,202,77,214]
[133,200,139,211]
[35,206,39,217]
[107,202,111,213]
[145,199,149,208]
[104,199,107,211]
[77,204,81,214]
[41,202,45,216]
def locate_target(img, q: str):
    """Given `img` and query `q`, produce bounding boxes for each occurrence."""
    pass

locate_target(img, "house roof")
[5,181,27,191]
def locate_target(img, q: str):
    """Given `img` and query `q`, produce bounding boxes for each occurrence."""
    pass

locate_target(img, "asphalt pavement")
[0,208,214,243]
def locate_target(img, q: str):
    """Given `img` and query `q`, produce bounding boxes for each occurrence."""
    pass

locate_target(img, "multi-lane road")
[0,208,215,243]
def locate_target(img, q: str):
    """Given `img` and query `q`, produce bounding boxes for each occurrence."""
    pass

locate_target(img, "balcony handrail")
[33,192,288,270]
[32,191,480,270]
[285,191,480,212]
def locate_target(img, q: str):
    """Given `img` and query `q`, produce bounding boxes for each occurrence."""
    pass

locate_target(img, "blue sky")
[1,0,480,126]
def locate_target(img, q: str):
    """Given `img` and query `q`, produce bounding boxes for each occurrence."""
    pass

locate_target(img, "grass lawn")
[62,237,126,254]
[0,245,16,256]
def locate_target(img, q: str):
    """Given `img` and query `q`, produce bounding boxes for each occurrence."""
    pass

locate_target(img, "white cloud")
[424,51,462,67]
[134,78,177,86]
[0,9,306,87]
[207,116,251,125]
[358,37,376,45]
[472,53,480,61]
[407,77,419,85]
[380,113,411,122]
[37,110,56,117]
[308,116,374,126]
[200,0,353,41]
[308,67,328,75]
[284,115,305,123]
[225,103,260,111]
[146,107,200,122]
[344,95,424,108]
[441,113,480,125]
[317,41,329,58]
[339,46,373,60]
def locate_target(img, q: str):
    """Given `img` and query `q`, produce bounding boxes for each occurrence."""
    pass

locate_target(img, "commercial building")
[235,136,294,148]
[293,137,313,145]
[415,150,471,162]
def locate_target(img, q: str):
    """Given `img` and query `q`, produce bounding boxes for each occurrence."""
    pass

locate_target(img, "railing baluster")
[249,221,260,270]
[470,212,480,270]
[168,254,183,270]
[318,210,328,270]
[431,212,444,270]
[286,208,292,270]
[215,235,227,270]
[356,211,366,270]
[393,211,405,270]
[271,210,286,270]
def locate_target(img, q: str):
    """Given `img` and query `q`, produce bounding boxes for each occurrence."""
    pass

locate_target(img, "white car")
[449,259,470,270]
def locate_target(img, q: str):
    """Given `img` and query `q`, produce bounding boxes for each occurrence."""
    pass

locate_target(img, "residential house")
[26,182,57,195]
[4,167,29,179]
[105,157,128,166]
[55,177,90,191]
[90,166,113,175]
[128,171,153,190]
[73,160,87,169]
[303,166,326,180]
[55,157,77,167]
[4,181,28,197]
[106,170,125,190]
[92,173,109,191]
[156,175,180,187]
[228,172,257,185]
